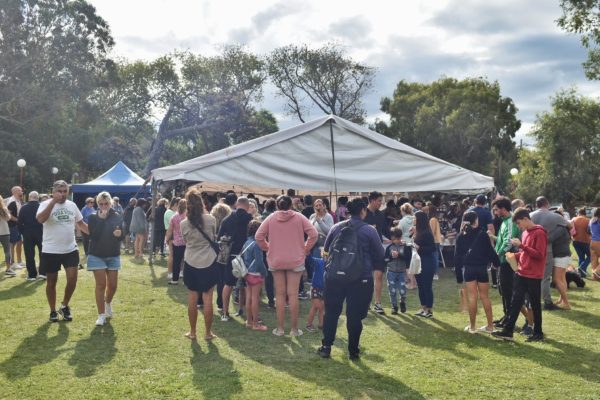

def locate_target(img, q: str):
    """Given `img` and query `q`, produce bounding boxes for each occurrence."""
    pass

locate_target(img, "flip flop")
[252,324,268,331]
[184,332,197,340]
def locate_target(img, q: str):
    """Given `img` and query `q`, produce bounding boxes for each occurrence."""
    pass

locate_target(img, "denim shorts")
[87,255,121,271]
[9,226,21,243]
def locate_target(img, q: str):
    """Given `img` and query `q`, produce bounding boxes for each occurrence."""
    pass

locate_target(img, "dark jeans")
[504,275,542,335]
[322,278,373,354]
[573,241,591,272]
[265,270,275,306]
[171,245,185,282]
[498,262,515,318]
[415,252,435,308]
[216,263,224,309]
[153,229,166,255]
[23,232,43,278]
[491,267,498,286]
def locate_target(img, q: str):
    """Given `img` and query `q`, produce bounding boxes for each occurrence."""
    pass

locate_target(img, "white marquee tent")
[152,115,494,194]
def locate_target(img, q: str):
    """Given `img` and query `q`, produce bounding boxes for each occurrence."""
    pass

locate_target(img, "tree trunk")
[142,105,174,178]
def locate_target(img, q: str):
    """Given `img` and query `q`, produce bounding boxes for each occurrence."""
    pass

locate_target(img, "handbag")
[408,246,422,275]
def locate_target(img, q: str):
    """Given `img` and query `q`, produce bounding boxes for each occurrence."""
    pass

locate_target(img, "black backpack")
[325,221,365,285]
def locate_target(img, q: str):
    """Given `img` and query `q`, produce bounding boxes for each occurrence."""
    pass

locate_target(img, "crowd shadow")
[0,280,42,302]
[224,333,425,399]
[190,340,242,400]
[0,323,69,379]
[376,312,600,383]
[550,308,600,330]
[68,323,117,377]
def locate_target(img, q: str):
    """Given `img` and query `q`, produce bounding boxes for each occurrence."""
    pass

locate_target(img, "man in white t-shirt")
[37,181,88,322]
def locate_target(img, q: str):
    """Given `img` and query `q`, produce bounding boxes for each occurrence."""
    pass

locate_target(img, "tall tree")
[515,89,600,207]
[0,0,114,191]
[377,77,520,190]
[558,0,600,79]
[267,43,375,124]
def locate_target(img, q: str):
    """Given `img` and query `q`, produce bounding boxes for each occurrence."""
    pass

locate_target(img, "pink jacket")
[255,210,318,270]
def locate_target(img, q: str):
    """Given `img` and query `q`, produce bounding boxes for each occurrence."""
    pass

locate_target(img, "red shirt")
[515,225,547,279]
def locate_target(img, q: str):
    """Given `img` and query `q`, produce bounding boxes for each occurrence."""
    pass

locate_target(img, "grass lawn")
[1,250,599,400]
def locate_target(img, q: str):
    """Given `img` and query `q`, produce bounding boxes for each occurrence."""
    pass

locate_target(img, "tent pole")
[328,119,339,202]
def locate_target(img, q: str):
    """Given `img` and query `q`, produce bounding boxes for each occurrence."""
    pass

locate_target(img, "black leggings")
[171,245,185,282]
[498,262,515,318]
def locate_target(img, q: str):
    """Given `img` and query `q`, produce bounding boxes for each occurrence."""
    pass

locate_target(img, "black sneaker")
[58,305,73,321]
[373,303,385,315]
[349,351,360,361]
[544,302,559,311]
[400,301,407,313]
[520,324,533,337]
[525,333,544,342]
[423,311,433,318]
[317,345,331,358]
[234,309,244,318]
[391,307,398,315]
[493,317,505,328]
[492,330,514,341]
[298,291,309,300]
[49,311,59,323]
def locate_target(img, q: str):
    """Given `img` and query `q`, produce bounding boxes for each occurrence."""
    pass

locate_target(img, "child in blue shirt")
[385,227,408,314]
[306,256,325,332]
[242,220,268,331]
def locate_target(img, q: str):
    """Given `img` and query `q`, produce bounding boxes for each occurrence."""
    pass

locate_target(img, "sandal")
[272,328,285,337]
[252,324,268,331]
[290,329,303,337]
[184,332,197,340]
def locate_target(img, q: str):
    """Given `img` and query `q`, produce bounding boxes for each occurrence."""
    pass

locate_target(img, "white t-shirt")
[37,200,83,254]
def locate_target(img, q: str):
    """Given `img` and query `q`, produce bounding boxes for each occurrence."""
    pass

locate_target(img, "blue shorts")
[463,265,489,283]
[87,255,121,271]
[9,226,21,243]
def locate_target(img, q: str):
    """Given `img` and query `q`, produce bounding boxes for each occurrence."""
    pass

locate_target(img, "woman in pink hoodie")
[256,195,318,337]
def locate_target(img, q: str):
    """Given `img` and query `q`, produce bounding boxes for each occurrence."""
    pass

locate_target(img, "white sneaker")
[105,303,113,318]
[96,314,106,326]
[11,263,21,270]
[433,274,439,280]
[167,273,173,280]
[5,269,17,276]
[38,274,46,280]
[26,277,36,282]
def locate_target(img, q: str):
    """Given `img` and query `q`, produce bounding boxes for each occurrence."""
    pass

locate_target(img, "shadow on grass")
[549,308,600,330]
[224,333,425,399]
[377,313,600,383]
[0,323,69,379]
[0,280,42,301]
[190,340,242,400]
[68,323,117,377]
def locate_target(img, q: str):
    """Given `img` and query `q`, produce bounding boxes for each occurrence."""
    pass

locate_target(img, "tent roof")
[152,115,494,193]
[72,161,149,193]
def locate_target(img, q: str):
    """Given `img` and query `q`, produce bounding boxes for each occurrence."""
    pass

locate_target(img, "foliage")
[1,248,600,399]
[267,43,375,124]
[558,0,600,79]
[516,89,600,207]
[377,77,520,191]
[0,0,114,192]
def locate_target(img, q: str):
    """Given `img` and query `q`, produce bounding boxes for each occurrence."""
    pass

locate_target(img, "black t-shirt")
[7,201,19,228]
[301,206,315,219]
[218,208,253,254]
[364,208,389,240]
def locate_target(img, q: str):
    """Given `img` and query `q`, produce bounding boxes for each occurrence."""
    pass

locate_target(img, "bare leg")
[245,283,253,326]
[465,281,478,329]
[187,290,199,337]
[46,272,58,311]
[62,266,78,306]
[167,242,173,274]
[15,241,22,263]
[285,270,302,331]
[251,284,262,327]
[478,282,493,329]
[553,267,570,308]
[317,300,324,327]
[202,288,216,339]
[307,300,317,327]
[93,270,107,314]
[272,271,287,332]
[222,285,233,316]
[105,270,118,304]
[373,270,383,304]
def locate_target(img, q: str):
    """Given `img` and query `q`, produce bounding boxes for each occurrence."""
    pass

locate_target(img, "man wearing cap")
[37,181,89,322]
[18,191,44,280]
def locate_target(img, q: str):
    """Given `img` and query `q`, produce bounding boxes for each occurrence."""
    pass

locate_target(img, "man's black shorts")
[41,250,80,273]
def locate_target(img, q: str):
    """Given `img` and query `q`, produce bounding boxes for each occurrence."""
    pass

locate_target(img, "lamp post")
[51,167,59,183]
[17,159,26,188]
[510,168,519,198]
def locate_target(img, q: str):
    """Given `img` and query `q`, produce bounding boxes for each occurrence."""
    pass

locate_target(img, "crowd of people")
[2,182,600,358]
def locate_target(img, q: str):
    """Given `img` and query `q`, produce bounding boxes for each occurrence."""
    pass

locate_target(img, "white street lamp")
[17,159,26,187]
[510,168,519,176]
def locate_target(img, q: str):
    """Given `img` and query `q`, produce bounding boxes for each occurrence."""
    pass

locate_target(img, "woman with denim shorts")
[87,191,124,326]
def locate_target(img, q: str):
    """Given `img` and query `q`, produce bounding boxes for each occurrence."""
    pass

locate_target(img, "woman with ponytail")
[180,188,220,341]
[454,211,500,334]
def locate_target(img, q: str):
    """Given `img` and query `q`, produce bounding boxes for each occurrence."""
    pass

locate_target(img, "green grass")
[1,250,599,400]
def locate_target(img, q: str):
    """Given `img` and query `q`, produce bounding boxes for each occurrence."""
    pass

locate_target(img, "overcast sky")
[89,0,599,144]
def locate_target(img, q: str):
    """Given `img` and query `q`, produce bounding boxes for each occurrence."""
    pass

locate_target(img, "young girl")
[454,211,500,334]
[306,255,325,332]
[243,220,268,331]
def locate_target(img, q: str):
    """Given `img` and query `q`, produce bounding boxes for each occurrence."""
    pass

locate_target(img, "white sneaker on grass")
[105,303,113,318]
[5,269,17,277]
[96,314,106,326]
[167,273,173,280]
[38,274,46,280]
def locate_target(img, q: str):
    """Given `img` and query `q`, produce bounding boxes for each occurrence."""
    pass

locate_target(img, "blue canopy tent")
[71,161,150,208]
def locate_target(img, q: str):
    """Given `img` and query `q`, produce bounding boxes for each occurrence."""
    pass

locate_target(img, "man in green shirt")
[492,197,532,332]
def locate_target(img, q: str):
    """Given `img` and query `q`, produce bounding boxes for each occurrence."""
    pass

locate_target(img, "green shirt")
[495,214,520,264]
[164,209,175,230]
